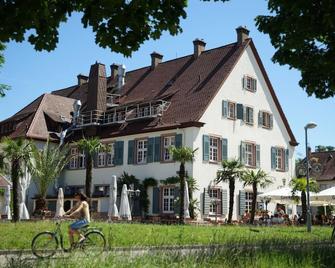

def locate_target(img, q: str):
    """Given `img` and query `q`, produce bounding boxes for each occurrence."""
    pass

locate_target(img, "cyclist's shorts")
[70,219,89,230]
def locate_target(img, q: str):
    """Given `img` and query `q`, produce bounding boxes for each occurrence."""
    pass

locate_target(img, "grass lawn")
[0,221,333,250]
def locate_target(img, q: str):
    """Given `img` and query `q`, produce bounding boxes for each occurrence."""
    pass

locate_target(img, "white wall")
[193,46,296,219]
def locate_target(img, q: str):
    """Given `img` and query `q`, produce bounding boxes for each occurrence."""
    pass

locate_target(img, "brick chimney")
[110,63,119,80]
[87,62,107,112]
[193,38,206,58]
[77,74,88,86]
[150,52,163,69]
[236,26,250,44]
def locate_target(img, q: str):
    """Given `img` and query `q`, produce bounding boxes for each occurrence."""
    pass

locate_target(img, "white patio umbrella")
[4,185,11,220]
[312,186,335,204]
[184,180,190,219]
[258,187,299,204]
[119,184,131,221]
[18,166,31,220]
[55,188,65,217]
[108,175,119,220]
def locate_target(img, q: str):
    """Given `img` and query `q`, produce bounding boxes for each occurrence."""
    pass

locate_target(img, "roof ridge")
[26,93,47,138]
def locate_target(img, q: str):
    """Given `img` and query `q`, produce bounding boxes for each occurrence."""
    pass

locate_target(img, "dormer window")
[243,75,257,92]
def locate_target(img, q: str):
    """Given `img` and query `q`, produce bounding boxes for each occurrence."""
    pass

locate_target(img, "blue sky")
[0,0,334,158]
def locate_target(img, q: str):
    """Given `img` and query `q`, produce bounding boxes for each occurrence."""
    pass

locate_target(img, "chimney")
[150,52,163,69]
[236,26,250,44]
[193,38,206,58]
[77,74,88,86]
[87,62,107,112]
[110,63,119,80]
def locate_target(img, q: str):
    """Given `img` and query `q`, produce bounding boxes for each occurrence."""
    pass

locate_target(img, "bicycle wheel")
[82,231,106,255]
[31,232,58,258]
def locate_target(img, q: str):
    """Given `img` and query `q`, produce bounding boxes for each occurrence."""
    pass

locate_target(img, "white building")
[0,27,297,220]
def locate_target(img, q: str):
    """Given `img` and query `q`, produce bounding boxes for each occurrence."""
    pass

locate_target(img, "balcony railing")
[75,100,170,128]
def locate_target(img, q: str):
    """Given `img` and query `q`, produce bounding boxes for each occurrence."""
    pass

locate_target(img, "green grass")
[0,221,333,250]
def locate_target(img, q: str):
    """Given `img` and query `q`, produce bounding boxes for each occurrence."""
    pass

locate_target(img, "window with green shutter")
[127,140,135,165]
[222,100,228,118]
[147,137,155,163]
[154,136,161,162]
[222,138,228,161]
[175,134,182,148]
[236,103,244,120]
[114,141,124,165]
[239,190,246,216]
[203,135,210,161]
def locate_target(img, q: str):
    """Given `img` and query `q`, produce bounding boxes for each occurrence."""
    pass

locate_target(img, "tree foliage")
[0,42,10,97]
[216,158,244,223]
[315,145,335,152]
[256,1,335,98]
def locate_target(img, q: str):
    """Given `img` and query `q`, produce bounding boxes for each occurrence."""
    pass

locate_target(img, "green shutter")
[270,114,274,129]
[202,188,210,216]
[203,135,210,161]
[152,187,160,214]
[154,137,161,162]
[256,144,260,168]
[285,149,289,171]
[128,140,135,165]
[271,147,276,170]
[236,103,244,120]
[222,138,228,161]
[222,100,228,118]
[175,134,182,148]
[221,189,228,216]
[250,108,254,124]
[253,78,257,92]
[147,138,155,163]
[239,190,246,216]
[114,141,124,165]
[258,111,263,126]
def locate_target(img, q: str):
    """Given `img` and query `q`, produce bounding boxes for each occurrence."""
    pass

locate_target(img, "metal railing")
[106,93,121,107]
[75,100,170,128]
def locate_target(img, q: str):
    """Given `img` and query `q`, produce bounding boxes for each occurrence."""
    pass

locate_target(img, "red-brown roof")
[1,39,297,145]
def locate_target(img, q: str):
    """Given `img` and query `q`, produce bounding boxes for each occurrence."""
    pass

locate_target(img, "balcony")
[75,100,170,128]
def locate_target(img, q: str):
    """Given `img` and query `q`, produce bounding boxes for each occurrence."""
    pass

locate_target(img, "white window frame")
[275,147,284,171]
[227,101,236,119]
[245,143,255,167]
[137,139,148,164]
[209,188,220,215]
[261,111,272,128]
[69,148,78,169]
[244,106,254,125]
[78,150,85,169]
[106,143,115,166]
[243,75,257,92]
[162,187,175,213]
[245,192,253,213]
[209,136,219,162]
[97,150,106,167]
[163,136,175,162]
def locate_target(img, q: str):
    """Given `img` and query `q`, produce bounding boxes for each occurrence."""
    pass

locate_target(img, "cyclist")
[64,192,91,246]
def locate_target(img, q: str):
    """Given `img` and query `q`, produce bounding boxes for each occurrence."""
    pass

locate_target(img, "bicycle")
[31,219,106,258]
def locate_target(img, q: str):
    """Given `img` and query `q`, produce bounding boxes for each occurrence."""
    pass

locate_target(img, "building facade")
[0,27,297,220]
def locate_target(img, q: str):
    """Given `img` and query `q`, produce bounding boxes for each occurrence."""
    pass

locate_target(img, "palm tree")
[216,159,244,224]
[290,177,319,223]
[0,138,32,222]
[242,169,272,224]
[170,146,197,224]
[29,141,70,212]
[76,137,104,200]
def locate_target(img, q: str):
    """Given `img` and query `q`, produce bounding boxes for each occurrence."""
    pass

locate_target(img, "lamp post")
[305,122,317,232]
[127,184,140,214]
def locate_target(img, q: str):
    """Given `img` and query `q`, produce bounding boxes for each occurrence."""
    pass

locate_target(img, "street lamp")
[127,184,141,213]
[305,122,317,232]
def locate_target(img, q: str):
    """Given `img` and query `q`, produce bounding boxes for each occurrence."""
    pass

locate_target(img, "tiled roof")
[1,38,297,145]
[310,151,335,181]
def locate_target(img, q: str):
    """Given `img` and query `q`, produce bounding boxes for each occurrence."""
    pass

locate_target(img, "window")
[259,111,273,129]
[244,106,254,125]
[106,143,115,166]
[245,143,255,167]
[97,150,106,167]
[209,137,219,162]
[94,185,110,197]
[137,139,148,164]
[69,148,78,169]
[245,192,253,213]
[78,150,85,169]
[162,187,175,213]
[228,102,236,119]
[209,188,221,214]
[163,136,175,161]
[276,148,284,171]
[243,76,257,92]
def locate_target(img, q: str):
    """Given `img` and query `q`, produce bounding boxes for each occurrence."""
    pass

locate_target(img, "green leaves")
[241,169,272,188]
[0,42,10,97]
[76,137,104,156]
[169,146,197,164]
[216,158,244,184]
[256,1,335,99]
